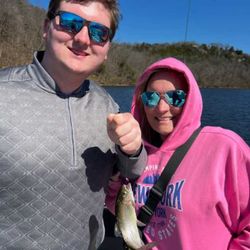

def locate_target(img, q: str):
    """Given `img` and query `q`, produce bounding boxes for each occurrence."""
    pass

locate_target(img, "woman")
[106,57,250,249]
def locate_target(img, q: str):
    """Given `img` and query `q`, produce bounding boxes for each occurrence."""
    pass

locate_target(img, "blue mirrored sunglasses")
[141,90,186,108]
[54,11,112,44]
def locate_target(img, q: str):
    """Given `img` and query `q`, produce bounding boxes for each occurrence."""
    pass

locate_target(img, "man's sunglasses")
[53,11,112,44]
[141,90,186,108]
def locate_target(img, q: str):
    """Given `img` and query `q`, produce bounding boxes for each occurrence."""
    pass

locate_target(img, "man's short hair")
[46,0,121,41]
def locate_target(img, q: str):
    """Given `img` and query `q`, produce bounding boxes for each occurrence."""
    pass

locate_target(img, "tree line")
[0,0,249,88]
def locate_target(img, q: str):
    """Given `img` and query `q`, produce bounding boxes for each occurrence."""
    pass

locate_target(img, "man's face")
[42,1,111,79]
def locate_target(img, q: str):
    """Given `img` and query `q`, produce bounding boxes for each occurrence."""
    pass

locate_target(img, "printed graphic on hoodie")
[134,164,185,240]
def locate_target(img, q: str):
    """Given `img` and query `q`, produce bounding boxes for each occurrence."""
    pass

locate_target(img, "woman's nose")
[157,98,170,112]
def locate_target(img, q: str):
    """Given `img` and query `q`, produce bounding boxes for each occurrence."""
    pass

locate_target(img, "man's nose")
[73,25,91,45]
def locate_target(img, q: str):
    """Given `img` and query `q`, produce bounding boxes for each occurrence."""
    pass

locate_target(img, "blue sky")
[29,0,250,54]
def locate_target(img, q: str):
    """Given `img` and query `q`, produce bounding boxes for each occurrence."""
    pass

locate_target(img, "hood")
[131,57,202,151]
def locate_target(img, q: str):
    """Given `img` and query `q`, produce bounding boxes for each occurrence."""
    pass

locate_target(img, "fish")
[115,182,157,250]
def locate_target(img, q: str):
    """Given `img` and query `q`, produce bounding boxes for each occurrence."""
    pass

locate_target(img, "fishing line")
[183,0,192,63]
[184,0,192,43]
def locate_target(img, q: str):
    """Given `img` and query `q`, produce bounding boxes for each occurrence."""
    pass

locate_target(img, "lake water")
[104,86,250,145]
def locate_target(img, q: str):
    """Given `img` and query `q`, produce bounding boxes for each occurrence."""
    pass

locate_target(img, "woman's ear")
[43,19,50,40]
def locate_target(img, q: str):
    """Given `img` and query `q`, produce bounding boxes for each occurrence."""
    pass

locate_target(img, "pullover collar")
[27,51,89,98]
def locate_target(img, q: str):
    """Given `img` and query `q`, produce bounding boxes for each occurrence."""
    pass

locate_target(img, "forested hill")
[1,0,250,88]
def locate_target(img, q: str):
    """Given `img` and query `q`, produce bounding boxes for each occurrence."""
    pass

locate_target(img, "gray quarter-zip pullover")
[0,51,146,250]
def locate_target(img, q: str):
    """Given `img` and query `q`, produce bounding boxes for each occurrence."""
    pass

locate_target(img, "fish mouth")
[121,177,130,185]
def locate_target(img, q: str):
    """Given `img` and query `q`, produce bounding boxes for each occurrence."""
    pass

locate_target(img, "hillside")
[0,0,250,88]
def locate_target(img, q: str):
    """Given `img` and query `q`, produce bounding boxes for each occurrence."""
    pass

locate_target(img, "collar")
[27,51,90,98]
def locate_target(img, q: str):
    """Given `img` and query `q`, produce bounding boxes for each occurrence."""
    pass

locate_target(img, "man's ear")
[104,42,111,60]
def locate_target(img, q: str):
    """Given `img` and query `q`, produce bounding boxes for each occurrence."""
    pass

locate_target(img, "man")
[0,1,146,249]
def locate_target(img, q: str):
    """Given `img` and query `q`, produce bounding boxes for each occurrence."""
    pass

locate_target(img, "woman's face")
[143,71,187,140]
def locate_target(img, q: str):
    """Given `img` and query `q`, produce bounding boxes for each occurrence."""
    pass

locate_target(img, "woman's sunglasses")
[53,11,112,44]
[141,90,186,108]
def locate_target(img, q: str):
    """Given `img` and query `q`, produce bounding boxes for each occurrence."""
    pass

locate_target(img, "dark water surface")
[105,86,250,145]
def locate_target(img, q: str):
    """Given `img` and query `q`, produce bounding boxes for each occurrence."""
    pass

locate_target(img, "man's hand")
[107,113,142,156]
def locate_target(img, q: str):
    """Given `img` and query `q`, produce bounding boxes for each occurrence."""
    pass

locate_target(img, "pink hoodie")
[106,57,250,249]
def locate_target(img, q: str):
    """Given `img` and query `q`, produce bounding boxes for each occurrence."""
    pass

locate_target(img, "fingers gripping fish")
[115,182,157,250]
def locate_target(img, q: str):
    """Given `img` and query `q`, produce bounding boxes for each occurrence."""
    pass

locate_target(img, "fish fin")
[137,220,146,227]
[131,199,136,209]
[137,241,157,250]
[114,223,122,238]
